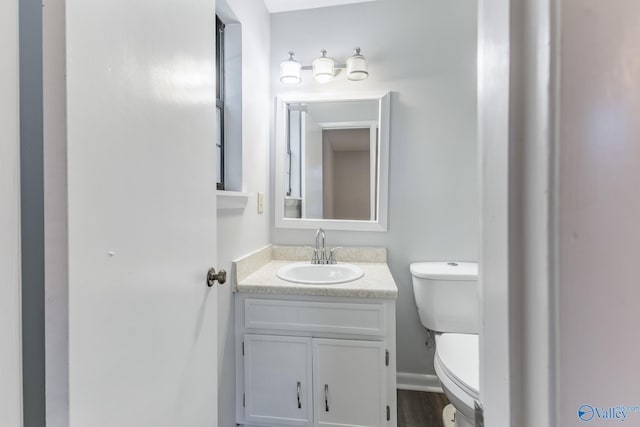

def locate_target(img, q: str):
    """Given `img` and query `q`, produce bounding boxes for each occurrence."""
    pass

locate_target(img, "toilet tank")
[410,262,479,334]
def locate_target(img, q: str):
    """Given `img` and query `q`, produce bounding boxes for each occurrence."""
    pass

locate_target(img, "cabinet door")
[244,334,313,426]
[313,339,387,427]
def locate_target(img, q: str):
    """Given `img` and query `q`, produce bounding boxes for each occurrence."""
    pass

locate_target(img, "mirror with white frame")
[274,92,390,231]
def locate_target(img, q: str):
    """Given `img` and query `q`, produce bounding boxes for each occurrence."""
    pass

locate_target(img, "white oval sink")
[277,263,364,285]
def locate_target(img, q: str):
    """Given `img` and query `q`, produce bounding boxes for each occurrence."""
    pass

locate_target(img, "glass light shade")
[312,50,335,84]
[347,47,369,81]
[280,52,302,84]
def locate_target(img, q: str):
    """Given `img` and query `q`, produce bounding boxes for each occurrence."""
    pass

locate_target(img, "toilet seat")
[434,333,479,423]
[435,333,479,398]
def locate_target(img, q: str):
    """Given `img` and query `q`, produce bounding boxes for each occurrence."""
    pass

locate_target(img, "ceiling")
[263,0,375,14]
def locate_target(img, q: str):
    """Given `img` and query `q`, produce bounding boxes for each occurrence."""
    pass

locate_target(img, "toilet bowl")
[434,333,478,427]
[410,262,479,427]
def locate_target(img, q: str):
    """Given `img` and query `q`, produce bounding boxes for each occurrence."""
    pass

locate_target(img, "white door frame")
[479,0,557,425]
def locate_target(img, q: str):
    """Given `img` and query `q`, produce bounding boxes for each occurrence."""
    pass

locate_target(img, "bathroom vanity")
[234,245,398,427]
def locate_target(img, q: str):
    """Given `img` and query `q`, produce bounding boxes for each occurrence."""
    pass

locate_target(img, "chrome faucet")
[311,228,341,264]
[313,228,326,264]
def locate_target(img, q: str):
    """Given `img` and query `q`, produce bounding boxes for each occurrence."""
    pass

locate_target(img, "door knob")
[207,268,226,287]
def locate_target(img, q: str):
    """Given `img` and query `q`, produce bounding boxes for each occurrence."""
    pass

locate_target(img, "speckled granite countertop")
[233,245,398,299]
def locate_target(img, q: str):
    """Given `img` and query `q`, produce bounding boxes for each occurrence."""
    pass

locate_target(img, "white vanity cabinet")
[244,335,313,426]
[313,339,387,427]
[236,294,397,427]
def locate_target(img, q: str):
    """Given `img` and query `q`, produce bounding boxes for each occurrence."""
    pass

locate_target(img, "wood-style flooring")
[397,390,450,427]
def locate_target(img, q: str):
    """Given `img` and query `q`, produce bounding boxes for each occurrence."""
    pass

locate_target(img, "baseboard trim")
[396,372,443,393]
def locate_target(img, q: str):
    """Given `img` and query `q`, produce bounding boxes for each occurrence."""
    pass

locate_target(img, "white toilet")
[410,262,479,427]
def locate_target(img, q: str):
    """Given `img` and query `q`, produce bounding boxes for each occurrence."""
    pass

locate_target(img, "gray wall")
[270,0,478,376]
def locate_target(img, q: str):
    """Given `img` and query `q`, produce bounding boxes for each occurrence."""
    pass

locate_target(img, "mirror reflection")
[284,99,380,221]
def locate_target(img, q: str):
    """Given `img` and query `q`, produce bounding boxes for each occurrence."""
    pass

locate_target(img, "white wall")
[270,0,478,377]
[0,0,23,425]
[216,1,271,426]
[557,1,640,424]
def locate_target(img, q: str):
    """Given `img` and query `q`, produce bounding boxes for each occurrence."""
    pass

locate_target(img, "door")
[313,339,386,427]
[244,335,313,426]
[65,0,219,425]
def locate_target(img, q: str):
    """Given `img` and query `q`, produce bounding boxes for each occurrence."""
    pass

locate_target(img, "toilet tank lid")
[410,262,478,280]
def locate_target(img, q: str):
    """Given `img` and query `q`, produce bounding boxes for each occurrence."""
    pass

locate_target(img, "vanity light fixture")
[280,47,369,84]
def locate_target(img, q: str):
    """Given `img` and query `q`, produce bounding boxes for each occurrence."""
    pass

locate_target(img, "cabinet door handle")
[324,384,329,412]
[297,381,301,409]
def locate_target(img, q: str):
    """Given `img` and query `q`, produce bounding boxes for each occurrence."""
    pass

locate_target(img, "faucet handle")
[305,246,320,264]
[328,247,343,264]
